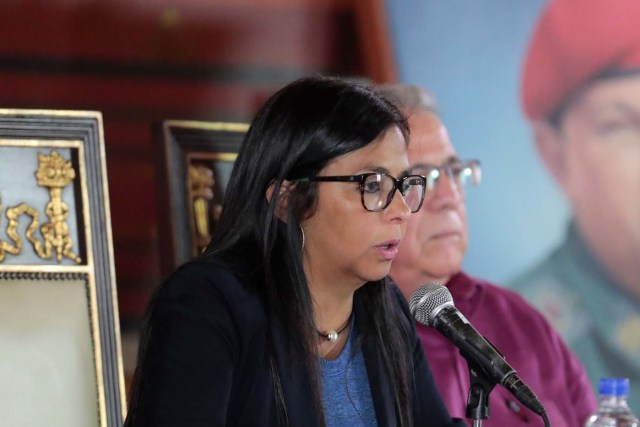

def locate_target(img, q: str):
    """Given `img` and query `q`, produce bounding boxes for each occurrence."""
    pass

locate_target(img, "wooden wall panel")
[0,0,398,393]
[0,1,355,69]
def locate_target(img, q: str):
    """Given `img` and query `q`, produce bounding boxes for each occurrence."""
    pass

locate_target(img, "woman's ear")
[265,180,294,222]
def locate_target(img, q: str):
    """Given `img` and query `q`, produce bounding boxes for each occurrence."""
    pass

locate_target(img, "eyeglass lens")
[362,174,425,212]
[421,162,481,191]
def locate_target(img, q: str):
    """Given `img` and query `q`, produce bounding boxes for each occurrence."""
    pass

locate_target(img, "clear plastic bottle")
[585,378,639,427]
[613,379,639,427]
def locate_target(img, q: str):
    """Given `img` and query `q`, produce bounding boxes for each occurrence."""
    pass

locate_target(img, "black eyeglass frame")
[291,172,427,213]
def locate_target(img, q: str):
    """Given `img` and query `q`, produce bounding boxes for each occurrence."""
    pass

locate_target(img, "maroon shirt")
[418,271,597,426]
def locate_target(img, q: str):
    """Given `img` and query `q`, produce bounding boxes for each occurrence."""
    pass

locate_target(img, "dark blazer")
[125,259,465,427]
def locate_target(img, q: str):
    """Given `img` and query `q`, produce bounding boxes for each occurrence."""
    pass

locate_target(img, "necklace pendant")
[327,330,338,342]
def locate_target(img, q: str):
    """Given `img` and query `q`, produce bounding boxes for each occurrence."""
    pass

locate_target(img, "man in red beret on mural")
[510,0,640,412]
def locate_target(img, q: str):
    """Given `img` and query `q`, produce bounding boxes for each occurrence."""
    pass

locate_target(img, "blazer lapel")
[269,316,322,427]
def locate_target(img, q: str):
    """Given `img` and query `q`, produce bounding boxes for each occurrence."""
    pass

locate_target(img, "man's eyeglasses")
[411,160,481,192]
[291,172,427,213]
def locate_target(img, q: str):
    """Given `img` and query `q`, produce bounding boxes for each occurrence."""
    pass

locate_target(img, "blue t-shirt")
[320,316,378,427]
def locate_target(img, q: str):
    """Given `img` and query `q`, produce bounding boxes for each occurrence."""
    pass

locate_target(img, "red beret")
[521,0,640,120]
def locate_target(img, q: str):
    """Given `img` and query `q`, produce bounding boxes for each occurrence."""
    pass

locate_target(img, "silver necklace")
[317,313,352,342]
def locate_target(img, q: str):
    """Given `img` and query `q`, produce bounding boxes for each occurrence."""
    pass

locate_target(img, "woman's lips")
[375,239,400,260]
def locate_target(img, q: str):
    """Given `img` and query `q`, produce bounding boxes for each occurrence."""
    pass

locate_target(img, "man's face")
[552,75,640,282]
[390,111,468,297]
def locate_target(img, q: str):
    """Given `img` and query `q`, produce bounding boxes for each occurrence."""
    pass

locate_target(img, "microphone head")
[409,283,454,326]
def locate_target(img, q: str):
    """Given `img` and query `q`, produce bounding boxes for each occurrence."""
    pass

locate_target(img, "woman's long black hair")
[128,76,415,426]
[208,76,415,426]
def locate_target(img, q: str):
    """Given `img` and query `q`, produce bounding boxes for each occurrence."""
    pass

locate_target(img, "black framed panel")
[155,120,247,275]
[0,109,125,427]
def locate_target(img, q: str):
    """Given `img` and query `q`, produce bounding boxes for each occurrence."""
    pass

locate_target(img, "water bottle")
[585,378,639,427]
[613,379,640,427]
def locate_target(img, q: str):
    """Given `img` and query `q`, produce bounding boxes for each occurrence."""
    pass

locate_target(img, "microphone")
[409,283,546,416]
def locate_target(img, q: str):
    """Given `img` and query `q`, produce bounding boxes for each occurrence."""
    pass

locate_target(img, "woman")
[125,77,464,426]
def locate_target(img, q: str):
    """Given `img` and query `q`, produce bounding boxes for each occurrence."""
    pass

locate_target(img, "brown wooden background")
[0,0,397,391]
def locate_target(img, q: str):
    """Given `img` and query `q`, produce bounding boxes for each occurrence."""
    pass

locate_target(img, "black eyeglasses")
[292,172,427,213]
[411,160,481,192]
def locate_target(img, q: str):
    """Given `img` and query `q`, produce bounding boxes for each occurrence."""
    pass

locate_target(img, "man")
[378,83,596,426]
[509,0,640,411]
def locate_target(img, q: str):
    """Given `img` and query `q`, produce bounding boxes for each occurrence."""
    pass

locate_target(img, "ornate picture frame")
[155,120,248,275]
[0,109,125,426]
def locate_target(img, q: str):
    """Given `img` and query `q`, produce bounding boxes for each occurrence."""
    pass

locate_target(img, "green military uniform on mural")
[511,222,640,414]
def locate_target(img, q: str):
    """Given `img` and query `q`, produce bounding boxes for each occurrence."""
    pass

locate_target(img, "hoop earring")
[299,225,305,254]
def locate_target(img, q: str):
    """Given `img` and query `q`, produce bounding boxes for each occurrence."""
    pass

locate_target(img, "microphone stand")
[464,358,497,427]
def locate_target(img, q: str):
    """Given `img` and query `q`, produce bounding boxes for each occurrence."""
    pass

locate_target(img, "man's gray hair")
[375,83,438,115]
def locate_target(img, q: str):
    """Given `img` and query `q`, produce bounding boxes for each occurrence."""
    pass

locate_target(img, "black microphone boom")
[409,283,546,416]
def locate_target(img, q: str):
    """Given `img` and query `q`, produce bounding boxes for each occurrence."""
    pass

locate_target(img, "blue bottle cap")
[599,378,617,395]
[615,378,630,396]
